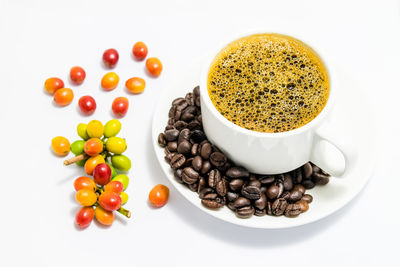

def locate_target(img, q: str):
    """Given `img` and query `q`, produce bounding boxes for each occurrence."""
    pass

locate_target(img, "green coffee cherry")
[106,137,127,154]
[120,192,129,205]
[111,155,131,172]
[106,162,117,178]
[104,119,121,138]
[70,140,85,155]
[77,123,89,140]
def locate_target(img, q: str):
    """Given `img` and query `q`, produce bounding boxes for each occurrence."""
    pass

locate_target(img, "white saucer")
[151,59,375,229]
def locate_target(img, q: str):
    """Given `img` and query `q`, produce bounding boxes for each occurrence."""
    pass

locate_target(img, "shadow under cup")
[199,33,335,175]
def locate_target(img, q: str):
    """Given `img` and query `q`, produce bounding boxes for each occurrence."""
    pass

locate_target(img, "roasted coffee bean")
[248,179,261,188]
[178,128,190,144]
[196,114,202,124]
[289,190,303,202]
[254,208,266,216]
[276,182,284,198]
[302,179,315,189]
[165,125,175,131]
[249,174,257,180]
[283,173,294,191]
[168,117,175,125]
[293,184,306,194]
[201,198,224,209]
[266,201,273,215]
[193,86,200,96]
[227,202,236,211]
[180,110,194,122]
[301,194,313,203]
[254,193,267,210]
[190,130,206,143]
[200,160,211,174]
[164,129,179,141]
[275,174,284,181]
[226,167,250,179]
[200,143,212,159]
[259,175,275,184]
[170,154,185,169]
[182,167,199,184]
[232,197,251,209]
[182,158,193,168]
[296,200,309,212]
[188,183,198,192]
[174,169,183,183]
[158,133,167,147]
[168,105,176,118]
[266,185,280,199]
[295,168,303,184]
[187,121,201,131]
[260,186,267,194]
[208,169,221,188]
[199,188,214,199]
[312,173,330,185]
[164,152,176,164]
[176,100,188,112]
[312,164,321,173]
[229,179,244,191]
[197,177,207,193]
[210,152,227,167]
[303,162,313,179]
[177,140,192,154]
[272,198,288,216]
[216,179,227,197]
[185,92,194,105]
[191,143,199,156]
[192,156,203,171]
[281,191,290,200]
[217,161,231,172]
[236,206,254,218]
[174,120,188,131]
[285,203,302,217]
[241,185,261,200]
[226,192,239,202]
[167,141,177,152]
[172,97,186,106]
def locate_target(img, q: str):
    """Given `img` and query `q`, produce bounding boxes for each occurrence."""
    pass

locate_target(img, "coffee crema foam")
[207,33,329,133]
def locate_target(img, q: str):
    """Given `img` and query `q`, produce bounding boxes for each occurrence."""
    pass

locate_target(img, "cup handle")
[310,123,356,177]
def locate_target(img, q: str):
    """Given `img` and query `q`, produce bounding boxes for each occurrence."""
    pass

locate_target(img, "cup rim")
[200,31,334,138]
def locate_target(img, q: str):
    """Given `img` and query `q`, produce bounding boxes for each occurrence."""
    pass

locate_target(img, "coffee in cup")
[207,33,329,133]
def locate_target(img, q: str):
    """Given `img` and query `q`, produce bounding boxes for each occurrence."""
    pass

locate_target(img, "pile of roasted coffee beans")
[158,86,331,218]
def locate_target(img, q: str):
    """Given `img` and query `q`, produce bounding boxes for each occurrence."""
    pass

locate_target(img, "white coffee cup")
[200,32,354,176]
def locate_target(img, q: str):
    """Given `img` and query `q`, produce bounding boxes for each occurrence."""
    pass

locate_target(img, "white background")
[0,0,399,266]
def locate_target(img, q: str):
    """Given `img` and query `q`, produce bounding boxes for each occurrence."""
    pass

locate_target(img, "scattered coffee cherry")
[102,48,119,68]
[101,72,119,91]
[125,77,146,94]
[75,206,95,228]
[44,77,64,94]
[54,88,74,106]
[78,95,97,115]
[146,57,163,77]
[112,97,129,117]
[132,41,148,60]
[51,136,70,156]
[149,184,170,208]
[70,66,86,85]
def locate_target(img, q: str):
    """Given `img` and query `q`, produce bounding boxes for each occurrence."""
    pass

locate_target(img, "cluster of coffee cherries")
[74,165,130,228]
[52,119,131,228]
